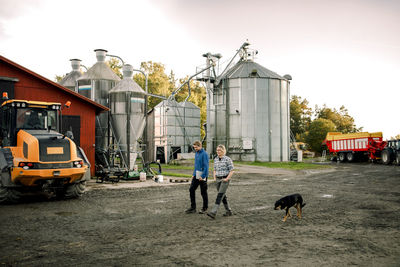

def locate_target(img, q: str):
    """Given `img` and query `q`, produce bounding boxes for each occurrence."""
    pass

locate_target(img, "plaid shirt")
[214,156,234,177]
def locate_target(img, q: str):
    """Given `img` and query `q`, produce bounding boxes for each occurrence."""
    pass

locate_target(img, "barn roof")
[0,55,109,113]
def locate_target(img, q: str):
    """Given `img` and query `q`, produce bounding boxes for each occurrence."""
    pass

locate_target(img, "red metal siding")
[1,59,98,175]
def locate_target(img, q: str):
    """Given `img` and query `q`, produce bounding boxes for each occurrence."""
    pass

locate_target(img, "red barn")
[0,55,109,176]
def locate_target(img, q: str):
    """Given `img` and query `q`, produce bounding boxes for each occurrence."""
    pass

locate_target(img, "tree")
[133,61,173,110]
[305,118,336,153]
[315,104,361,133]
[290,95,312,141]
[106,58,123,79]
[55,75,65,83]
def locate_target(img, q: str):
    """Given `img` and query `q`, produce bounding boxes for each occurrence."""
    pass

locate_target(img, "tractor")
[381,139,400,165]
[0,98,90,203]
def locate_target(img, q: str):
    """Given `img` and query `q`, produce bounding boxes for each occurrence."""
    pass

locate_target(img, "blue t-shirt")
[193,149,209,179]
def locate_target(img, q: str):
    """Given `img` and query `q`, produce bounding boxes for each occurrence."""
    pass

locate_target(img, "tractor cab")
[0,99,61,147]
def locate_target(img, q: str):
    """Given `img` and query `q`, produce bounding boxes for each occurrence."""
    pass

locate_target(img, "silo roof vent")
[95,49,107,62]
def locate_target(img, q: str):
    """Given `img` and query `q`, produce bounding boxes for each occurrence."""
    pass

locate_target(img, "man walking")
[185,141,209,214]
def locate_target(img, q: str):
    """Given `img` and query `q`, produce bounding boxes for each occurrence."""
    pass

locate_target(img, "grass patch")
[236,161,332,170]
[161,164,194,170]
[162,172,192,178]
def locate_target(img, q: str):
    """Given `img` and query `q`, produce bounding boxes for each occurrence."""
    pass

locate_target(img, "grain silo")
[76,49,121,151]
[109,64,146,169]
[207,51,290,162]
[150,99,201,163]
[59,59,83,91]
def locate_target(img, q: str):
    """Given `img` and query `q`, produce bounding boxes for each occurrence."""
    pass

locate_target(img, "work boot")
[199,208,207,214]
[185,207,196,214]
[207,212,216,219]
[223,210,233,216]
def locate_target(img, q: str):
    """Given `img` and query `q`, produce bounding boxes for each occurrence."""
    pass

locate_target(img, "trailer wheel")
[381,150,392,165]
[338,153,346,162]
[346,152,355,162]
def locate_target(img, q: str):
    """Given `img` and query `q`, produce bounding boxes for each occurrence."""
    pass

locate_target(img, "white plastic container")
[157,175,163,183]
[139,172,146,182]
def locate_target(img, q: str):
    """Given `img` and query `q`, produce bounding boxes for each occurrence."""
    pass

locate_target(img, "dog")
[274,193,306,222]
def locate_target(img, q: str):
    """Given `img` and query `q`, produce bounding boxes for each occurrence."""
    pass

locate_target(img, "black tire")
[396,152,400,166]
[62,181,86,199]
[346,152,355,162]
[338,153,346,162]
[0,183,21,204]
[381,150,392,165]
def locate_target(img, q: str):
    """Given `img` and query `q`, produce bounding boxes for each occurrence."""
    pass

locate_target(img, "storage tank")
[207,58,290,161]
[77,49,121,151]
[152,99,201,163]
[59,59,83,90]
[109,64,146,169]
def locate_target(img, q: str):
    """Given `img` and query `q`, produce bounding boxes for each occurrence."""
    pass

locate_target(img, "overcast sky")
[1,0,399,139]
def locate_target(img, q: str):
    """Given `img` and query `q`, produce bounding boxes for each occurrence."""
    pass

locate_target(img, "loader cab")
[0,100,61,147]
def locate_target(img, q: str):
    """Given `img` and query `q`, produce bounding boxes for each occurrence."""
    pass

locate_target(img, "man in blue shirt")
[185,141,209,214]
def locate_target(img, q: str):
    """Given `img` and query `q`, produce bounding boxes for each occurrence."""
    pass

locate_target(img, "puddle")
[322,194,333,198]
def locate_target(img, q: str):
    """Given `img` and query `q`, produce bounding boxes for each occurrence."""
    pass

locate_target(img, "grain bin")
[59,59,83,91]
[207,57,290,161]
[109,64,146,169]
[150,99,201,163]
[76,49,121,151]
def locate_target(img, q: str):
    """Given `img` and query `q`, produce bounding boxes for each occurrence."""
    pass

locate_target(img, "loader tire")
[0,182,21,204]
[63,181,86,199]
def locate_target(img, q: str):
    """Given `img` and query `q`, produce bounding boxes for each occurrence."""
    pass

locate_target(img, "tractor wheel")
[338,153,346,162]
[61,181,86,199]
[0,182,21,204]
[381,150,392,165]
[396,152,400,166]
[346,152,355,162]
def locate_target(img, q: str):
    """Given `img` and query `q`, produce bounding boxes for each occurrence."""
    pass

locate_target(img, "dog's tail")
[301,203,306,208]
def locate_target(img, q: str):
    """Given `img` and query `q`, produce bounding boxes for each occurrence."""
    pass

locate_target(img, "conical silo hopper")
[59,59,83,91]
[77,49,121,151]
[109,64,146,169]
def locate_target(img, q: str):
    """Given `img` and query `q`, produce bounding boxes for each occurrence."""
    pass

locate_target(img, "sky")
[1,0,399,139]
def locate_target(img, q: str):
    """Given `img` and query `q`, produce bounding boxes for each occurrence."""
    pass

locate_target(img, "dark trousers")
[189,178,208,210]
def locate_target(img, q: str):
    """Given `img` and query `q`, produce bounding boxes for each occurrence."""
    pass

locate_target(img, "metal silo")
[207,56,290,162]
[59,59,83,91]
[153,99,201,163]
[109,64,146,169]
[77,49,121,151]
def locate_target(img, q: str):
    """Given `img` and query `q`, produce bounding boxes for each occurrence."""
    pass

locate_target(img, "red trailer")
[323,132,386,162]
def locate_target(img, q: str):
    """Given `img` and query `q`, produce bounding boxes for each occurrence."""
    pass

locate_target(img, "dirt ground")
[1,162,399,266]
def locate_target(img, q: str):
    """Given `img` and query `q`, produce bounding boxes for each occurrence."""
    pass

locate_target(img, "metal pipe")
[106,54,125,66]
[214,42,250,86]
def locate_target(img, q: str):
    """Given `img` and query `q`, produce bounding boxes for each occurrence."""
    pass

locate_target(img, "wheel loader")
[0,98,90,203]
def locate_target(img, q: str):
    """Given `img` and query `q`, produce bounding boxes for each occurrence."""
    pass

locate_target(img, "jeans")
[189,178,208,210]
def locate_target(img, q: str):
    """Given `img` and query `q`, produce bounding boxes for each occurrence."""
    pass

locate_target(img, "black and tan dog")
[274,193,306,222]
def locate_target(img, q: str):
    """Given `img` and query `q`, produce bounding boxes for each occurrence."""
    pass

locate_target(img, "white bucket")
[157,175,163,183]
[139,172,146,182]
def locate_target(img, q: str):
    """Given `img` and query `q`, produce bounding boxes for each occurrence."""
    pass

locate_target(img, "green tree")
[134,61,173,110]
[55,75,65,83]
[315,104,361,133]
[290,95,312,141]
[106,58,123,79]
[305,118,336,153]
